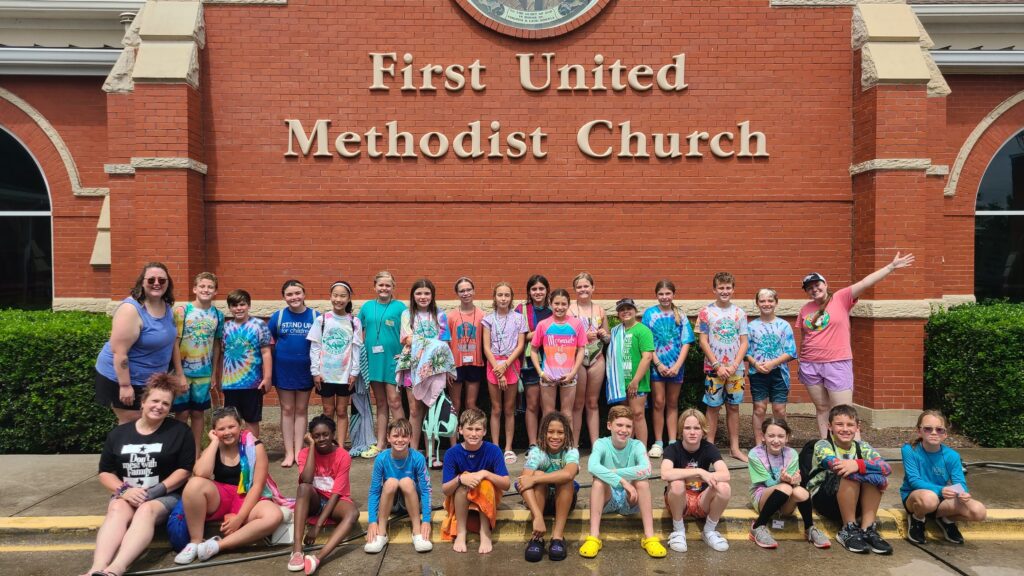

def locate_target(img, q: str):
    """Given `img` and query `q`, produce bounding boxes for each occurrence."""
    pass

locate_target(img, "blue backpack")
[166,499,190,552]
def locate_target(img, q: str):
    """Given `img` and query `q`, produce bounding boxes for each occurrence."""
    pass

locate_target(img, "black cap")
[801,272,827,289]
[615,298,637,311]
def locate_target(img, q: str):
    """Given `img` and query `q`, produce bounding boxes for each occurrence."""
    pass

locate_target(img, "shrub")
[0,309,114,453]
[925,301,1024,447]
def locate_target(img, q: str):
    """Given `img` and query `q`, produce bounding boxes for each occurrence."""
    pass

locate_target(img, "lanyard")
[760,445,787,481]
[374,300,393,342]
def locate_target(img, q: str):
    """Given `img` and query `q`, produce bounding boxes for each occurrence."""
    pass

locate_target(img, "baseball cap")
[615,298,637,311]
[801,272,827,289]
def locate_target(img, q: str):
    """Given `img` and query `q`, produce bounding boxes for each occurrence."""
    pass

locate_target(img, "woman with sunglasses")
[96,262,182,424]
[901,410,986,545]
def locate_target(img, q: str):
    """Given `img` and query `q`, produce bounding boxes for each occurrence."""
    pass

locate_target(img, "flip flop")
[504,450,517,464]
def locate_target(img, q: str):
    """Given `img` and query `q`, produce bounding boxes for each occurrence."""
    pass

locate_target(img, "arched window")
[0,127,51,309]
[975,129,1024,302]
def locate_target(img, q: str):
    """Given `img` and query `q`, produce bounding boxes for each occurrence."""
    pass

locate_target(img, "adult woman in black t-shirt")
[83,374,195,576]
[173,406,284,564]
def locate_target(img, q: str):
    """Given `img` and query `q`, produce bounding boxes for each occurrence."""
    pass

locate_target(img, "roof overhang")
[913,3,1024,74]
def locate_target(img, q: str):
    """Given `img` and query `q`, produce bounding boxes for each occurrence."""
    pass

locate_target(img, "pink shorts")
[208,481,246,521]
[486,356,521,386]
[799,359,854,392]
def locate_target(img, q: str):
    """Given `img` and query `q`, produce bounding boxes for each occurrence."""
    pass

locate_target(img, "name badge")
[772,519,785,530]
[384,319,395,327]
[462,355,474,363]
[371,345,384,354]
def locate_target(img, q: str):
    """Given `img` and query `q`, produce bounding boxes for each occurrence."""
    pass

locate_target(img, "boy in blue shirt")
[365,418,433,554]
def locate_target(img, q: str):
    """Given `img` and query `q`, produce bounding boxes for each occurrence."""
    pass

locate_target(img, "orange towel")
[440,479,501,541]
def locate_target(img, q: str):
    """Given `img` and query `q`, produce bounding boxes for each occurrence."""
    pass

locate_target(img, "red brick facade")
[2,1,1023,411]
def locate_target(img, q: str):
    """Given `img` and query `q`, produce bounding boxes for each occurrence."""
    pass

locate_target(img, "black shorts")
[520,362,540,386]
[543,481,579,516]
[223,389,264,423]
[455,365,485,383]
[811,484,843,524]
[318,382,354,398]
[94,370,143,411]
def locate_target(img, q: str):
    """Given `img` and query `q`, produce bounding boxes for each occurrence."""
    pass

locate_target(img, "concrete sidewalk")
[2,448,1023,543]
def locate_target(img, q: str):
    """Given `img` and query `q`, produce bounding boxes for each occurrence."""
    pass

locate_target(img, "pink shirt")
[797,286,856,363]
[531,317,588,380]
[297,446,352,502]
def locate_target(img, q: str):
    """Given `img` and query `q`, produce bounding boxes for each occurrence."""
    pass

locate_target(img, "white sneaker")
[668,529,688,552]
[413,533,433,552]
[197,536,221,562]
[364,534,387,554]
[702,530,729,552]
[174,543,198,565]
[648,443,664,458]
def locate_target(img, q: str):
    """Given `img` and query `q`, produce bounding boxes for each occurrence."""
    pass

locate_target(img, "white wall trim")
[945,89,1024,197]
[850,158,931,176]
[130,156,208,175]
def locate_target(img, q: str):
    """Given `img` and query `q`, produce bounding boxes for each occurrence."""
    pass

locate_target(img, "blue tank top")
[96,298,176,386]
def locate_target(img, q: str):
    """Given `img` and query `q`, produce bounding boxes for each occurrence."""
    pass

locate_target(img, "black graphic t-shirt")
[99,419,196,488]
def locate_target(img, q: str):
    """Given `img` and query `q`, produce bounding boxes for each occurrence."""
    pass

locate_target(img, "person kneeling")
[580,405,665,559]
[175,406,286,564]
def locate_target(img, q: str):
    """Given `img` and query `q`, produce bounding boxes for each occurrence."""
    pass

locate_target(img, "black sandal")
[525,537,545,562]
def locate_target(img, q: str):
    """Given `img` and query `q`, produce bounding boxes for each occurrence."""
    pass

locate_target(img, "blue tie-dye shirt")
[747,317,797,381]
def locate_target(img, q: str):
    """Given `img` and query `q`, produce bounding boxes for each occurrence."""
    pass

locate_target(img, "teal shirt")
[358,299,407,384]
[588,437,651,487]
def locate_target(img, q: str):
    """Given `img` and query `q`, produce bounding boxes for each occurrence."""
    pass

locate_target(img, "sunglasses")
[921,426,947,435]
[146,277,168,286]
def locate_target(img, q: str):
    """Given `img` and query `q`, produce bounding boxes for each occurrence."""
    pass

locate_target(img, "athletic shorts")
[799,359,853,392]
[455,365,485,383]
[543,481,580,516]
[222,388,263,423]
[703,372,745,407]
[318,382,354,398]
[209,481,248,521]
[749,368,789,404]
[665,485,708,519]
[603,485,640,516]
[811,485,845,524]
[94,370,143,411]
[650,367,685,384]
[172,375,212,411]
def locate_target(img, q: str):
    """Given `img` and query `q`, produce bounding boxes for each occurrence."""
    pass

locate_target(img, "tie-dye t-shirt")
[531,317,587,380]
[641,306,696,372]
[221,317,272,390]
[747,317,797,380]
[695,303,748,375]
[174,303,224,378]
[307,312,363,384]
[524,445,580,474]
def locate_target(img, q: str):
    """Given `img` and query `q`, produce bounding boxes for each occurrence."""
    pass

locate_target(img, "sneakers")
[303,554,320,575]
[173,543,198,565]
[702,529,729,552]
[667,529,688,552]
[749,524,778,549]
[648,442,664,459]
[287,551,305,572]
[548,538,567,561]
[806,525,831,549]
[837,522,868,554]
[862,523,893,555]
[907,514,927,544]
[525,537,545,562]
[364,534,387,554]
[938,518,965,545]
[412,533,433,552]
[197,536,221,562]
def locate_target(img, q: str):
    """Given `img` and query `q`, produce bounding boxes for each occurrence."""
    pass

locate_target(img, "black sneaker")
[938,519,965,544]
[863,523,893,555]
[525,537,545,562]
[837,522,869,554]
[907,514,927,544]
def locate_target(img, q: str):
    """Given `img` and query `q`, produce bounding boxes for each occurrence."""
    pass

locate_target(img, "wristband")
[145,482,167,500]
[111,481,131,500]
[711,361,721,370]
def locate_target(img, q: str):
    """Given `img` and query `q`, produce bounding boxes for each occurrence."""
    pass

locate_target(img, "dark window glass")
[0,128,52,309]
[975,129,1024,302]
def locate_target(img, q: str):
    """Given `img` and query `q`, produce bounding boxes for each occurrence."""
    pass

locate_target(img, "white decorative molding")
[89,195,111,266]
[0,86,109,197]
[944,89,1024,197]
[104,163,134,174]
[849,158,931,176]
[0,47,121,76]
[130,156,208,174]
[925,164,949,176]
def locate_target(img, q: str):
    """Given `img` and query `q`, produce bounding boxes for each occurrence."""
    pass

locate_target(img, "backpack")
[798,437,862,494]
[166,499,190,552]
[422,390,458,464]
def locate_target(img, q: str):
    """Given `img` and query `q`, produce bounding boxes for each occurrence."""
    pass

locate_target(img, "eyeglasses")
[922,426,947,435]
[146,277,168,286]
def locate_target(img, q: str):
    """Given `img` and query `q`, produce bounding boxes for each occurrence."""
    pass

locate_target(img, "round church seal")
[454,0,612,39]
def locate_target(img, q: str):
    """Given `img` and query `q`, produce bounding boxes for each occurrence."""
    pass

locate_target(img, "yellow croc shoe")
[641,536,667,558]
[579,536,602,558]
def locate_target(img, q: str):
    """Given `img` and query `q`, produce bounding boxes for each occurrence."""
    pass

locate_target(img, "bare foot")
[453,534,468,553]
[478,533,493,555]
[730,450,748,463]
[532,517,547,537]
[280,457,294,468]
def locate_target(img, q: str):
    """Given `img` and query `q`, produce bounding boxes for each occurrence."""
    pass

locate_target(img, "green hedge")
[0,309,115,453]
[925,301,1024,447]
